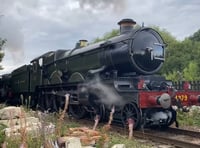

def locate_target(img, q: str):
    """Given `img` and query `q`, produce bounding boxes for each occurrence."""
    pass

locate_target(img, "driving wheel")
[121,103,141,129]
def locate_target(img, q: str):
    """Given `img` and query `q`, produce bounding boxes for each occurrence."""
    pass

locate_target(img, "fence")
[173,81,200,91]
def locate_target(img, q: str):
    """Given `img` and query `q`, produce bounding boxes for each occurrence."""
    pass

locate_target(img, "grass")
[0,108,151,148]
[177,107,200,127]
[1,104,200,147]
[106,132,150,148]
[0,123,7,144]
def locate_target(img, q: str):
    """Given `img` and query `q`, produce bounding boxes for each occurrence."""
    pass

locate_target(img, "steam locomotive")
[0,19,200,129]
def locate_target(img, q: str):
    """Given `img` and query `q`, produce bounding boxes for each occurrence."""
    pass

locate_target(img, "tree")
[92,24,141,43]
[0,38,6,50]
[164,71,183,82]
[154,27,200,81]
[152,27,183,75]
[92,29,119,43]
[0,38,6,70]
[183,61,200,81]
[189,29,200,42]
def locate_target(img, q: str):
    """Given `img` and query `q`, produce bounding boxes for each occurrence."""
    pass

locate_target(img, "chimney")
[75,40,88,49]
[118,18,136,35]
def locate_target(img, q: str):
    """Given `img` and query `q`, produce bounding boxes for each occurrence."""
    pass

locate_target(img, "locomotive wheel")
[44,94,59,112]
[44,94,52,111]
[69,104,86,119]
[30,93,38,110]
[90,104,106,121]
[51,95,59,112]
[37,93,46,111]
[56,96,66,111]
[121,103,141,129]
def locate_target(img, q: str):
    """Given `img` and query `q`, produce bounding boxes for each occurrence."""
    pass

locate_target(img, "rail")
[133,130,200,148]
[71,118,200,148]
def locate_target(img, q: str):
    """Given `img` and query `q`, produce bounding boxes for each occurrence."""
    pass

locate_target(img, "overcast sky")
[0,0,200,74]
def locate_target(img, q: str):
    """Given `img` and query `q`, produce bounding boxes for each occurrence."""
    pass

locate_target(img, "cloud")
[123,0,200,40]
[0,0,200,75]
[77,0,127,14]
[0,16,24,63]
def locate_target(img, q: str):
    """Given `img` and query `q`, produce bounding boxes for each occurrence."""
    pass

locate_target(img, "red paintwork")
[139,91,167,108]
[173,90,200,106]
[183,81,191,90]
[137,80,145,89]
[138,89,200,108]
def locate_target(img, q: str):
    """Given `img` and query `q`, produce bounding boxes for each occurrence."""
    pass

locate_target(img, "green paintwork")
[11,65,30,93]
[68,72,85,83]
[29,60,42,92]
[50,70,63,84]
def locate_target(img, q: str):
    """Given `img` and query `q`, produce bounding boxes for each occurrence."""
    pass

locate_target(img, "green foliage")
[107,132,150,148]
[169,39,200,81]
[0,123,7,144]
[177,108,200,127]
[0,38,6,50]
[189,29,200,42]
[150,27,185,78]
[152,27,200,81]
[6,136,44,148]
[164,71,183,81]
[183,61,200,80]
[0,38,6,70]
[5,137,21,148]
[152,26,177,45]
[27,136,43,148]
[93,29,119,43]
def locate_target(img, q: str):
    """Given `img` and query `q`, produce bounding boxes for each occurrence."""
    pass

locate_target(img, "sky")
[0,0,200,74]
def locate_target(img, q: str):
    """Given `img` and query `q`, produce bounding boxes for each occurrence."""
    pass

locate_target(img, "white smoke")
[77,0,127,13]
[87,76,123,106]
[0,16,24,63]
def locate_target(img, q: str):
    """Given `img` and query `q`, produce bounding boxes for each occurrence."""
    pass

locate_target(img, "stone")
[111,144,126,148]
[4,121,55,137]
[0,116,40,127]
[158,145,174,148]
[0,106,22,120]
[65,137,82,148]
[57,136,69,147]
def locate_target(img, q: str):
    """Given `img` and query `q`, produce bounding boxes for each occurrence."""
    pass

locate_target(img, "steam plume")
[0,16,24,63]
[77,0,127,13]
[87,76,123,106]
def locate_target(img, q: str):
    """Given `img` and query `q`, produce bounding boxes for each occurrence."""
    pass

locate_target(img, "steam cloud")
[0,16,24,63]
[77,0,127,13]
[86,76,123,106]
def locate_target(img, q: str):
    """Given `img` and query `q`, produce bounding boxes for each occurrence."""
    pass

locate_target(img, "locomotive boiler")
[1,18,199,129]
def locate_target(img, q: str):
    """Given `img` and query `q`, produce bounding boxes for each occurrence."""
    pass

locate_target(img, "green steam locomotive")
[0,19,183,129]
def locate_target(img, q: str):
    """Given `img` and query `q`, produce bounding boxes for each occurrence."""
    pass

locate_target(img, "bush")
[177,107,200,127]
[0,123,7,144]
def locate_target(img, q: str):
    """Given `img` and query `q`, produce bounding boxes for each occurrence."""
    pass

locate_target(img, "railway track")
[69,118,200,148]
[166,127,200,137]
[133,128,200,148]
